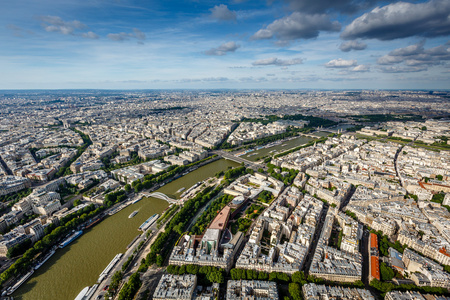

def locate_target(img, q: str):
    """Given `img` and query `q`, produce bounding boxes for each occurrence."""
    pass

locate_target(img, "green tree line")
[167,264,224,285]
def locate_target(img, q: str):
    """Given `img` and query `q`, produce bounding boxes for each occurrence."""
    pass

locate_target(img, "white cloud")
[284,0,379,14]
[379,66,428,73]
[210,4,236,21]
[339,40,367,52]
[107,28,146,43]
[251,12,340,42]
[205,42,240,56]
[351,65,370,72]
[341,0,450,40]
[82,31,99,39]
[377,41,450,67]
[325,58,357,68]
[107,32,132,41]
[40,15,87,36]
[252,57,303,66]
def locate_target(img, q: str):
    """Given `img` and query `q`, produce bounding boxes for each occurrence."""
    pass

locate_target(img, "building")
[153,274,197,300]
[169,229,243,271]
[385,290,450,300]
[303,283,375,300]
[0,230,30,257]
[110,167,144,183]
[443,193,450,206]
[0,176,31,196]
[309,209,362,282]
[236,193,321,274]
[226,280,278,300]
[369,233,380,281]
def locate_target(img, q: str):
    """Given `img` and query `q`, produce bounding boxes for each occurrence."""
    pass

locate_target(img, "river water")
[14,159,239,300]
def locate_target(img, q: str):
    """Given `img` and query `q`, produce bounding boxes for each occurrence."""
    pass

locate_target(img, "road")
[340,184,357,211]
[360,227,383,299]
[393,137,416,189]
[134,268,165,300]
[0,155,13,175]
[360,227,370,286]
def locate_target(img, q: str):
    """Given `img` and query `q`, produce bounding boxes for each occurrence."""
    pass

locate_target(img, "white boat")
[128,210,139,218]
[138,214,159,232]
[132,195,143,204]
[97,253,123,283]
[7,270,34,295]
[59,230,83,248]
[34,249,56,270]
[74,286,89,300]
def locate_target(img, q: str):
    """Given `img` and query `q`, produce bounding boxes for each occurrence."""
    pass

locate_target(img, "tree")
[118,272,141,300]
[134,182,143,193]
[380,262,395,281]
[109,271,123,295]
[292,271,307,284]
[289,283,302,300]
[370,278,395,293]
[7,238,32,259]
[73,199,82,207]
[156,255,164,266]
[131,180,140,188]
[124,184,131,193]
[186,264,199,275]
[277,272,290,282]
[178,265,186,275]
[207,270,224,283]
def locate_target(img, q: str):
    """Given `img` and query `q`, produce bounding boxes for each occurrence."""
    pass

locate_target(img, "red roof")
[371,256,380,280]
[370,233,378,249]
[209,206,231,230]
[439,247,450,257]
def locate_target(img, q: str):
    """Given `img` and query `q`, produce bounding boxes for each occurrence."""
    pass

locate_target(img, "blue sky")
[1,0,450,89]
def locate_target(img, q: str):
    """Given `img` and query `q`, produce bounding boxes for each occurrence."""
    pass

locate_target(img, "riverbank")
[14,159,239,300]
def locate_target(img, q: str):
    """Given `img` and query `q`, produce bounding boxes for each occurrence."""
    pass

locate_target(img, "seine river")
[14,158,239,300]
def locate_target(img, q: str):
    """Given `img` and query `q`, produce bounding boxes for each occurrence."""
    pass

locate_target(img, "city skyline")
[1,0,450,90]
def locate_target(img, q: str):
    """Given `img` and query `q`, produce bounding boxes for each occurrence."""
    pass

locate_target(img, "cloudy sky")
[1,0,450,89]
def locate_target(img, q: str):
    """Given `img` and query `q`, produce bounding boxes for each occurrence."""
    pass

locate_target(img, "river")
[14,158,239,300]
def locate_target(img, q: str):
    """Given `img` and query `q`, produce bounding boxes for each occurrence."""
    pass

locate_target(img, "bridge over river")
[141,192,177,204]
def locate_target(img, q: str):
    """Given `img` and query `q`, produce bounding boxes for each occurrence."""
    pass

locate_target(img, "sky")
[1,0,450,90]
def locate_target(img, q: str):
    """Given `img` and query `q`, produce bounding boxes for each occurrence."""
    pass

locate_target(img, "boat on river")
[128,210,139,218]
[59,230,83,248]
[34,248,56,270]
[138,214,159,232]
[6,270,34,295]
